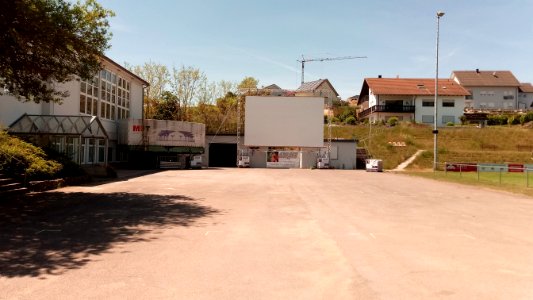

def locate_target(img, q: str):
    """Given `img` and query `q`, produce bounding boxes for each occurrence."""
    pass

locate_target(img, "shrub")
[387,117,399,127]
[344,116,356,125]
[459,115,467,125]
[487,115,507,125]
[0,131,62,180]
[507,115,520,125]
[446,122,455,126]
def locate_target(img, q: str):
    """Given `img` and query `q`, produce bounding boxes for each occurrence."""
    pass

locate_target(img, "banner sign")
[508,164,524,173]
[445,163,477,172]
[267,151,300,168]
[478,163,508,172]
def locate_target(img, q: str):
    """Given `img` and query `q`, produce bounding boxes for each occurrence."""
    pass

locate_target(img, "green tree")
[153,91,180,120]
[238,76,259,90]
[0,0,114,103]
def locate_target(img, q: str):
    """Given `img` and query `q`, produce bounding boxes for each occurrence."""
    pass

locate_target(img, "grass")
[405,170,533,197]
[327,122,533,170]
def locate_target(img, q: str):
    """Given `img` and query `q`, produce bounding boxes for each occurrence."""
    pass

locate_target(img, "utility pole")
[296,55,367,85]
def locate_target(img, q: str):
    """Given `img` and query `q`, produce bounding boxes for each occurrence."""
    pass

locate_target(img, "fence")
[442,162,533,188]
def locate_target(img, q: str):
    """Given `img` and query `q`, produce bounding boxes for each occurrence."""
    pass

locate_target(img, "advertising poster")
[267,151,299,168]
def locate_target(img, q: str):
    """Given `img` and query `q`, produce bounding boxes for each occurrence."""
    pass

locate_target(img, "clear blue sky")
[101,0,533,99]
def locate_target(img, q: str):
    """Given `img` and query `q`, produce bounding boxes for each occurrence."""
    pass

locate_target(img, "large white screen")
[244,96,324,147]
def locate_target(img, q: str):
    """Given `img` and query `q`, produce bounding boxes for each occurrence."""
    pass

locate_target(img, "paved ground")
[2,168,533,299]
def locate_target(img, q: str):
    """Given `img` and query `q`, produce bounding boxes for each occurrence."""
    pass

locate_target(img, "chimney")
[378,75,382,78]
[476,68,480,73]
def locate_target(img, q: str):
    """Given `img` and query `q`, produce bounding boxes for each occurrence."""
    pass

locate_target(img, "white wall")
[414,96,465,126]
[245,96,324,147]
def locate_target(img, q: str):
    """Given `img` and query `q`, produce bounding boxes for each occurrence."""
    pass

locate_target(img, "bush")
[387,117,399,127]
[507,115,520,125]
[344,116,356,125]
[0,131,62,180]
[487,115,508,125]
[520,112,533,125]
[446,122,455,126]
[460,115,467,125]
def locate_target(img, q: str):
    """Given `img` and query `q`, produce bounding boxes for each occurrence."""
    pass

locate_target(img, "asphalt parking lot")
[2,168,533,299]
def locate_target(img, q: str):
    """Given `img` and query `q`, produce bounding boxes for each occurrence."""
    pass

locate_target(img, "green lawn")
[405,170,533,197]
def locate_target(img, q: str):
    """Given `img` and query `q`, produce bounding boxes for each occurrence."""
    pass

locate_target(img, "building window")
[422,100,434,107]
[80,69,131,120]
[442,100,455,107]
[422,115,434,123]
[442,115,455,124]
[503,91,514,100]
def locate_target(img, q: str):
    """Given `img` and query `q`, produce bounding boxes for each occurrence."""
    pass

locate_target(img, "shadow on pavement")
[0,191,220,278]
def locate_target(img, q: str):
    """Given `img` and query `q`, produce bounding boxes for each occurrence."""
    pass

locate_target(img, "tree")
[0,0,114,103]
[153,91,180,120]
[125,61,169,100]
[170,65,205,121]
[238,76,259,90]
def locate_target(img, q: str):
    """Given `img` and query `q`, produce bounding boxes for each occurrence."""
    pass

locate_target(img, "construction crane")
[296,55,366,168]
[297,55,367,85]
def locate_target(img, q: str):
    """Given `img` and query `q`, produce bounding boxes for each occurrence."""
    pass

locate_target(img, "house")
[295,79,339,106]
[451,70,521,110]
[261,84,285,96]
[357,77,470,126]
[0,56,149,165]
[518,83,533,109]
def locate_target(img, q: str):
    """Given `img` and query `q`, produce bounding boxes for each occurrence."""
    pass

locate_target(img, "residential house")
[295,79,339,106]
[518,83,533,109]
[357,77,470,126]
[0,56,149,165]
[451,70,521,110]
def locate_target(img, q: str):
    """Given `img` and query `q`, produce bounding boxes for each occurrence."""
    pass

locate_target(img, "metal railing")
[358,105,416,118]
[441,162,533,188]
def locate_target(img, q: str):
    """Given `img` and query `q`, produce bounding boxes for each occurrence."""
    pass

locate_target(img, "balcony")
[358,105,415,118]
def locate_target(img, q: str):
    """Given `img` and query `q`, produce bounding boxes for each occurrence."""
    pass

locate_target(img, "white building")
[357,77,470,126]
[0,56,149,165]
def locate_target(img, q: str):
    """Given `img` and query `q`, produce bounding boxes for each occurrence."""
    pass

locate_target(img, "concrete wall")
[518,92,533,109]
[464,87,518,109]
[329,141,357,170]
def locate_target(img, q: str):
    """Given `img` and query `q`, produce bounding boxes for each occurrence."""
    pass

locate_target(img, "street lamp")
[434,11,445,171]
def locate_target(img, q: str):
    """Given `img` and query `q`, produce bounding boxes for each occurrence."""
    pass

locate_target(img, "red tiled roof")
[452,70,520,87]
[365,78,470,96]
[519,83,533,93]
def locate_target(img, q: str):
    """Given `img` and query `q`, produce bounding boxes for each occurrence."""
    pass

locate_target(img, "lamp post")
[434,11,445,172]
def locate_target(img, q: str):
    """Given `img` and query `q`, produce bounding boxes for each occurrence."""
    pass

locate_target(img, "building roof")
[102,55,150,86]
[452,70,520,87]
[519,83,533,93]
[359,78,470,102]
[295,79,339,96]
[263,84,282,90]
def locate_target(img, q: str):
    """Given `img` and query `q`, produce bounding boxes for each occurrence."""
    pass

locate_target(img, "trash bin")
[365,159,383,172]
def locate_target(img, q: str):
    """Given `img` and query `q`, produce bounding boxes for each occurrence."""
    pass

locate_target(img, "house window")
[422,115,434,123]
[442,100,455,107]
[422,100,434,107]
[442,115,455,124]
[503,91,514,100]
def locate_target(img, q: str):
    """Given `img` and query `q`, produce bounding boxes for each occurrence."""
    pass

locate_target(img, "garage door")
[209,143,237,167]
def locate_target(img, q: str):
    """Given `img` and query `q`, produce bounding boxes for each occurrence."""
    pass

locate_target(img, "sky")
[100,0,533,100]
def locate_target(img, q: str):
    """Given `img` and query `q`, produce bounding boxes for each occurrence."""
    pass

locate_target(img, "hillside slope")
[328,123,533,170]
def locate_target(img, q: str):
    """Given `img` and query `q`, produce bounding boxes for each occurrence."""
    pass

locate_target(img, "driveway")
[1,169,533,299]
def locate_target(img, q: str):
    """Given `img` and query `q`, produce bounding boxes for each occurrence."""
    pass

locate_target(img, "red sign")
[508,164,524,173]
[132,125,143,132]
[445,163,477,172]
